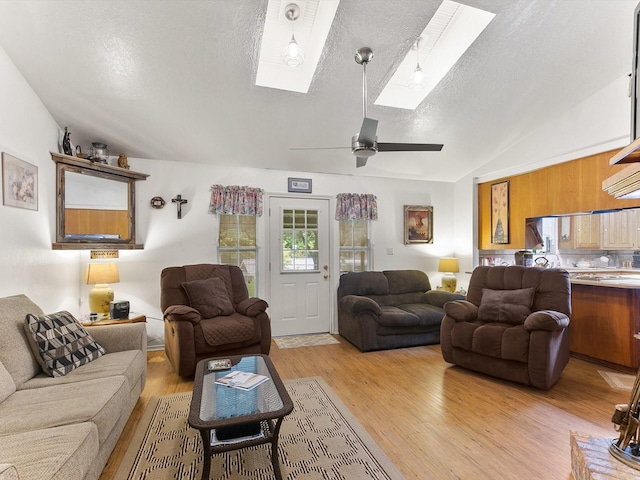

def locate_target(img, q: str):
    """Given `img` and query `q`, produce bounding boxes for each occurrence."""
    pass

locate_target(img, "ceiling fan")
[291,47,443,168]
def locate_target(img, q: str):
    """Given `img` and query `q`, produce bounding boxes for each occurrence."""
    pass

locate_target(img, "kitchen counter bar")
[568,275,640,372]
[566,268,640,289]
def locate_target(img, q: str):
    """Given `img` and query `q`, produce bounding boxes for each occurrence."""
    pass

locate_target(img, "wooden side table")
[82,313,146,327]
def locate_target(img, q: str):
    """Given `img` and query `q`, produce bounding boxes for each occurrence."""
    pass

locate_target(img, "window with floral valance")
[208,185,264,216]
[335,193,378,221]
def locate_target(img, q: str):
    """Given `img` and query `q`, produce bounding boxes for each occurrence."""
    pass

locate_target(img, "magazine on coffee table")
[215,370,269,391]
[210,424,264,446]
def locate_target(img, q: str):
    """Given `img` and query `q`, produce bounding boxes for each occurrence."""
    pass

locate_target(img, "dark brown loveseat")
[337,270,464,352]
[161,264,271,377]
[440,265,571,390]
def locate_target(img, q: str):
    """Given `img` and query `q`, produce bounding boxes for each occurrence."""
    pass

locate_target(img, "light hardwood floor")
[100,337,629,479]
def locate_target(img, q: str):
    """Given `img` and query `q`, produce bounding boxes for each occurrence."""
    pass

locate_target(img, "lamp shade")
[438,257,459,273]
[86,263,120,285]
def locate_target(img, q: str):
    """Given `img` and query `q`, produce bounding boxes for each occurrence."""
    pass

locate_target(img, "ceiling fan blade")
[356,157,368,168]
[358,117,378,145]
[377,142,444,152]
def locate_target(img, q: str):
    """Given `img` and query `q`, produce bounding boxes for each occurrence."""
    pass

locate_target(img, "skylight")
[375,0,495,110]
[256,0,339,93]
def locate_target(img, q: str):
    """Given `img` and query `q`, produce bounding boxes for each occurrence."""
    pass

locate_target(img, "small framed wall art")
[2,152,38,211]
[404,205,433,244]
[288,177,312,193]
[491,180,509,244]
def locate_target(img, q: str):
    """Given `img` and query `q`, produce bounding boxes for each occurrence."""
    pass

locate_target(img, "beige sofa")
[0,294,147,480]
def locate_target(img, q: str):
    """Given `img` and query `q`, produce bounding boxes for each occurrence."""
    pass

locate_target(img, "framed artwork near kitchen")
[404,205,433,244]
[2,152,38,211]
[491,180,509,244]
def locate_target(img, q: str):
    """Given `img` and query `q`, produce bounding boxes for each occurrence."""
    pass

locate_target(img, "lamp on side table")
[438,257,459,293]
[86,263,119,316]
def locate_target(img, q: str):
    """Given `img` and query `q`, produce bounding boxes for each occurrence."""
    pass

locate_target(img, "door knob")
[323,274,329,279]
[323,265,328,270]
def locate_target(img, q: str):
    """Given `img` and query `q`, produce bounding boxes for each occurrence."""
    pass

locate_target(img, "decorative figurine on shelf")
[62,127,72,156]
[118,154,130,169]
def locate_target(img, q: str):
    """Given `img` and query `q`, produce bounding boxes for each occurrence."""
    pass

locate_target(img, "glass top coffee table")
[188,354,293,480]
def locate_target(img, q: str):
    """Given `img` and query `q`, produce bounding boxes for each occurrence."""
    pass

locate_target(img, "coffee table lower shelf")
[197,418,286,480]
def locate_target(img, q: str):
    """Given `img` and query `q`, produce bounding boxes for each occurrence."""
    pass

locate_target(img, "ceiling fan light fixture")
[281,3,304,67]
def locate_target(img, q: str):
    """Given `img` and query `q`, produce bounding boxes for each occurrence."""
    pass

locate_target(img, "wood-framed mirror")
[51,152,149,250]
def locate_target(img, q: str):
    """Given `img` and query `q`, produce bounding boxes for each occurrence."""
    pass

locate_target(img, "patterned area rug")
[273,333,341,349]
[598,370,636,391]
[114,377,404,480]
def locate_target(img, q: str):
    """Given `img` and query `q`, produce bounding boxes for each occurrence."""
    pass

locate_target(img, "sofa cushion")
[384,270,431,294]
[199,314,256,347]
[19,350,145,393]
[182,277,235,318]
[24,311,106,377]
[0,295,43,389]
[477,288,535,325]
[397,303,445,328]
[338,271,389,297]
[377,306,420,328]
[0,376,129,445]
[468,323,529,362]
[0,464,18,480]
[0,362,15,404]
[0,423,98,480]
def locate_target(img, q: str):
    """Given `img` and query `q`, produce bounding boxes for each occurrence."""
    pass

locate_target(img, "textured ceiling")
[0,0,636,182]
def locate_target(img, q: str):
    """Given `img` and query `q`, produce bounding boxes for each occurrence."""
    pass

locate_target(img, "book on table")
[214,370,269,391]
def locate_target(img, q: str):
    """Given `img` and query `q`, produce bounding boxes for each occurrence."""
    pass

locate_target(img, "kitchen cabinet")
[557,215,600,249]
[570,282,640,371]
[601,210,635,249]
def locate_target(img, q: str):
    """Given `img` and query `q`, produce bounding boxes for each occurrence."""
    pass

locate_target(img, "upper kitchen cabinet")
[602,210,635,249]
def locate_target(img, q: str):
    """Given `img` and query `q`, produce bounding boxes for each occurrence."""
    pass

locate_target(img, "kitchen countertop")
[565,268,640,288]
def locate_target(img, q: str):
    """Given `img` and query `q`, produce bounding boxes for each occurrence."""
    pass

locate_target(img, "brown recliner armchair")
[161,264,271,377]
[440,265,571,389]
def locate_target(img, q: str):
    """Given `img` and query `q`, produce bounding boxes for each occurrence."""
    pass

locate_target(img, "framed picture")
[2,152,38,211]
[491,180,509,244]
[404,205,433,244]
[288,177,312,193]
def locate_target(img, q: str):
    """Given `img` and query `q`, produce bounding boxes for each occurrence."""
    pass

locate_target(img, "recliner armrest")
[339,295,382,317]
[524,310,569,332]
[236,297,268,317]
[443,300,478,322]
[164,304,202,324]
[424,290,466,308]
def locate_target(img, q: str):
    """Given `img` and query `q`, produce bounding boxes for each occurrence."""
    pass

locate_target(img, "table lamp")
[86,263,120,315]
[438,257,459,293]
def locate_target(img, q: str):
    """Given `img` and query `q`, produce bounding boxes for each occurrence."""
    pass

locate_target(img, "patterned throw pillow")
[24,311,106,377]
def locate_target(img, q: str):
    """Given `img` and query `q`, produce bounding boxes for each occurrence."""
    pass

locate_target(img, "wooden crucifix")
[171,195,188,219]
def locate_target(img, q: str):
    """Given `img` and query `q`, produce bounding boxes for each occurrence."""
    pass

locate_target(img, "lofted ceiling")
[0,0,636,182]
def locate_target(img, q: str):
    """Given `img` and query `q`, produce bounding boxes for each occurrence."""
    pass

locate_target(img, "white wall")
[0,45,81,313]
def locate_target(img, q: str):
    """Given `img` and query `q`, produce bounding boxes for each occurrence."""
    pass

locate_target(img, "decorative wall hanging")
[404,205,433,244]
[288,177,312,193]
[172,195,188,219]
[491,180,510,244]
[2,152,38,211]
[150,196,166,209]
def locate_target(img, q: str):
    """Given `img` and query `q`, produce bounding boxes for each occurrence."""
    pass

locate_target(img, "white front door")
[268,196,332,336]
